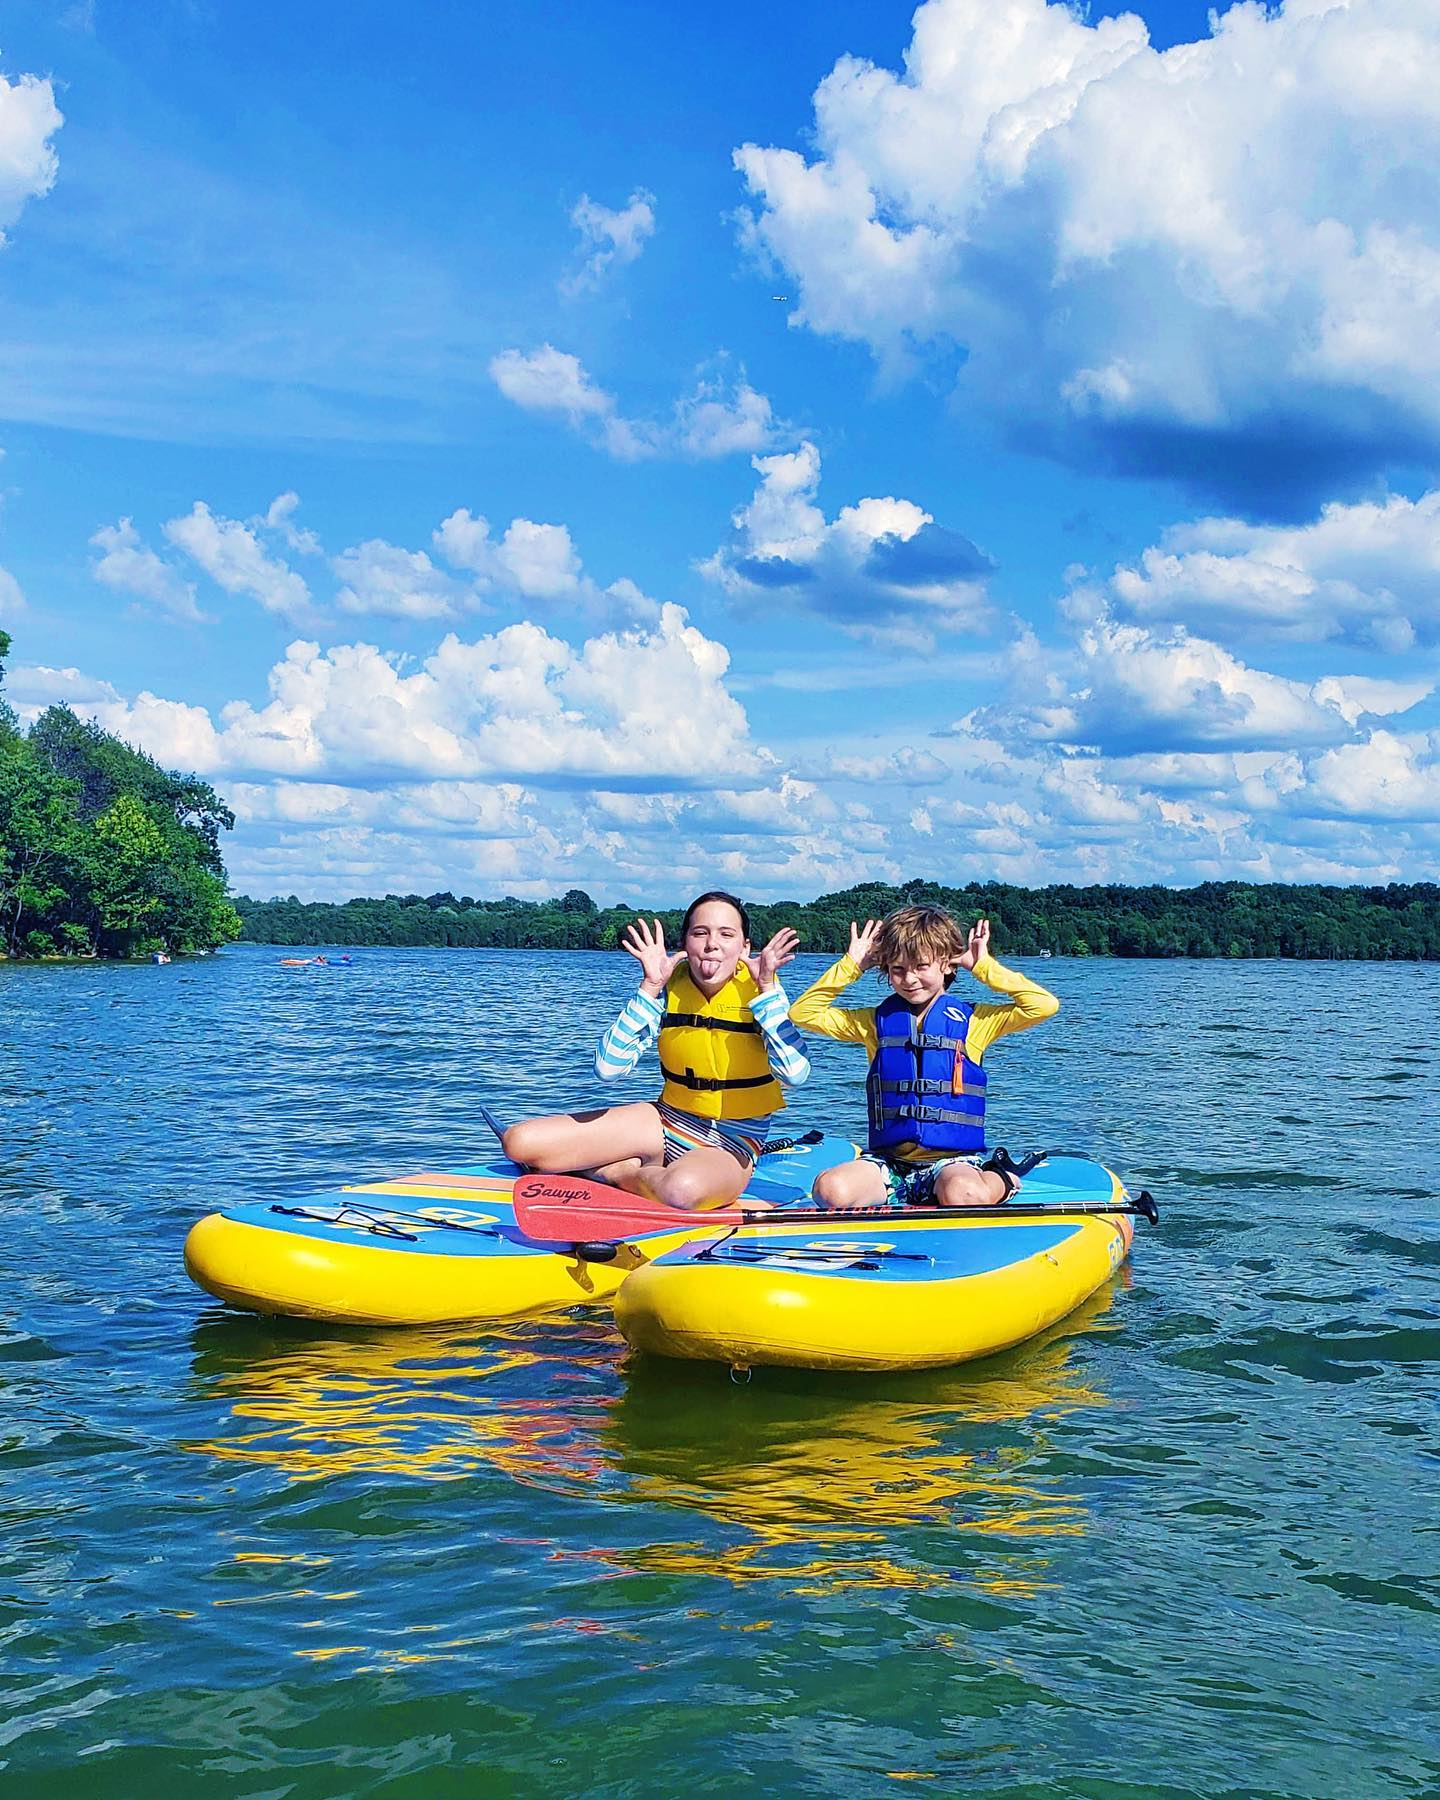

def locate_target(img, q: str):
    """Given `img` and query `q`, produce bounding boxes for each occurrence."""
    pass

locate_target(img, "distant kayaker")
[789,905,1058,1208]
[502,891,810,1211]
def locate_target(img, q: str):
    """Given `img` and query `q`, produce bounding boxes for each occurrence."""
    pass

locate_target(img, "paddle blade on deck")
[512,1173,743,1243]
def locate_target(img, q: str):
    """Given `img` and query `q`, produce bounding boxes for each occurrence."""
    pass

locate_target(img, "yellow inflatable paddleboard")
[614,1155,1140,1372]
[184,1135,857,1326]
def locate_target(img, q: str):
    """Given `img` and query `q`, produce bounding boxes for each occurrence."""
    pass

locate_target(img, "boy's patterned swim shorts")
[860,1152,986,1207]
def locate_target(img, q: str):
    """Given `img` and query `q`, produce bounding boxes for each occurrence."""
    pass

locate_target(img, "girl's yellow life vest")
[657,963,784,1120]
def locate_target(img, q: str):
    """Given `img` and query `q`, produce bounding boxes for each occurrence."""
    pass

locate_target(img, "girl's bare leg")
[591,1156,644,1183]
[615,1145,751,1213]
[501,1103,663,1174]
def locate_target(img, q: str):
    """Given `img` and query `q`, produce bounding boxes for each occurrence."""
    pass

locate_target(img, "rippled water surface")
[3,944,1438,1798]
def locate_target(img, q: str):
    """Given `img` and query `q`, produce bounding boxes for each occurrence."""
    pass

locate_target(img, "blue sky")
[3,0,1439,901]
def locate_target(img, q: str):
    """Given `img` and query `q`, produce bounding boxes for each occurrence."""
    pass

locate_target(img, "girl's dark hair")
[682,890,751,941]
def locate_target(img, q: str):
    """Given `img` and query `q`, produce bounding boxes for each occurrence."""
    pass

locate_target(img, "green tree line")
[236,876,1440,960]
[0,631,243,959]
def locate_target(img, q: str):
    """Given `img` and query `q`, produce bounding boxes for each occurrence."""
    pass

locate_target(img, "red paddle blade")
[512,1172,743,1242]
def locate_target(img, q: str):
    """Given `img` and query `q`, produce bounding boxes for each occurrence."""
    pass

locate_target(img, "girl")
[502,892,809,1211]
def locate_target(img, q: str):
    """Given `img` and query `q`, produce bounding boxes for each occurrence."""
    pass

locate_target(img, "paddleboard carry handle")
[572,1241,621,1264]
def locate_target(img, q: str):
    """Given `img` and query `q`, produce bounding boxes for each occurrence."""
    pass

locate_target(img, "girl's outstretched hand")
[622,917,684,996]
[743,927,800,992]
[957,916,990,971]
[848,918,882,972]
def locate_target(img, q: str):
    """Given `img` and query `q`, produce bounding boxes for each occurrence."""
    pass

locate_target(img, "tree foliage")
[0,633,243,959]
[234,877,1440,961]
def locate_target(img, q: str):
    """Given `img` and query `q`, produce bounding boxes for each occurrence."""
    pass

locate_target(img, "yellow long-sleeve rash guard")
[787,950,1059,1064]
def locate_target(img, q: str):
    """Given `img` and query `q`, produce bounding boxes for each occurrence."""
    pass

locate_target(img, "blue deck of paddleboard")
[209,1135,862,1258]
[671,1218,1085,1281]
[207,1145,1119,1267]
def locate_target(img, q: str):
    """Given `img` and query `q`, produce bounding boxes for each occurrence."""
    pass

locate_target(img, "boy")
[788,906,1058,1208]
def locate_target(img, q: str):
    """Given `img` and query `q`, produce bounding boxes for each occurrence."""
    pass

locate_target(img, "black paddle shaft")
[552,1192,1160,1254]
[728,1192,1160,1227]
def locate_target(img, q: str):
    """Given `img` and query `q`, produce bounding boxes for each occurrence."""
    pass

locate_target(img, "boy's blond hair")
[875,905,967,984]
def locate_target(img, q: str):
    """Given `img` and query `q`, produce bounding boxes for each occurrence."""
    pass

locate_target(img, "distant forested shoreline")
[236,880,1440,960]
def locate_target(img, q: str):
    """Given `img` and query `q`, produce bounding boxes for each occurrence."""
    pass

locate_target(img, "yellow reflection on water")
[583,1284,1124,1596]
[184,1284,1121,1607]
[184,1315,623,1489]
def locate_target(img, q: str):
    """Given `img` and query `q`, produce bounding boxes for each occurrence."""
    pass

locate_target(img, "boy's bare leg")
[501,1103,664,1173]
[812,1160,890,1210]
[931,1160,1011,1207]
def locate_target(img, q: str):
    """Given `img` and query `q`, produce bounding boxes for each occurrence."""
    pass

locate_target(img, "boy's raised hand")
[848,918,882,971]
[957,916,991,971]
[622,917,684,995]
[743,926,801,992]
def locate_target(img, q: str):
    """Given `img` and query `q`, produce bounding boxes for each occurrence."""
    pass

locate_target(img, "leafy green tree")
[28,707,233,870]
[0,635,243,960]
[0,736,84,956]
[0,629,18,742]
[88,793,167,951]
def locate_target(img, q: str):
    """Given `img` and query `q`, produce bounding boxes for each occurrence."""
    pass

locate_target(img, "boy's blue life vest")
[866,990,986,1155]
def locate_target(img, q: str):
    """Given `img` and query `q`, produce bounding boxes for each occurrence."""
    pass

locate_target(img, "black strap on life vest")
[659,1060,777,1092]
[663,1011,761,1035]
[877,1029,968,1051]
[876,1101,984,1123]
[871,1077,965,1096]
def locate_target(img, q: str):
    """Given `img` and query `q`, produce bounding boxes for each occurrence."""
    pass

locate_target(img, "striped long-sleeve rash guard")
[595,981,811,1086]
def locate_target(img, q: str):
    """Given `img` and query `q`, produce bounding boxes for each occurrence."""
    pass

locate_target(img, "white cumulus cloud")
[331,539,471,621]
[490,344,613,423]
[1310,674,1436,727]
[0,71,62,240]
[562,187,656,293]
[435,510,585,601]
[957,614,1360,755]
[164,501,316,623]
[734,0,1440,510]
[700,439,995,646]
[229,778,535,838]
[1107,488,1440,651]
[90,519,207,622]
[264,491,323,557]
[826,746,951,784]
[0,564,24,615]
[489,345,778,461]
[1306,729,1440,822]
[30,606,774,790]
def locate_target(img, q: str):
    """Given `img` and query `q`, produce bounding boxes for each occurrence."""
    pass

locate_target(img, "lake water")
[2,943,1437,1798]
